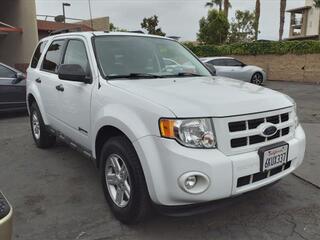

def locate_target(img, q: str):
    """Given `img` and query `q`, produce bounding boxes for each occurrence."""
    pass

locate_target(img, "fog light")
[185,176,197,189]
[178,172,210,194]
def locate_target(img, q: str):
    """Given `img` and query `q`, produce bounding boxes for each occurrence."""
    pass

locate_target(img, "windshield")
[94,36,211,79]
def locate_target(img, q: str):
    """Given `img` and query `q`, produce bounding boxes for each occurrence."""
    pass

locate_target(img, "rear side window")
[41,40,65,73]
[31,41,47,68]
[224,59,243,67]
[210,59,226,66]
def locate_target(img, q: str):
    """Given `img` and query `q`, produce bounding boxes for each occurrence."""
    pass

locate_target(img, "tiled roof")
[37,20,93,32]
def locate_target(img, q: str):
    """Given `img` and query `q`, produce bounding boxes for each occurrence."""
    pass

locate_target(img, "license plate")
[258,142,289,172]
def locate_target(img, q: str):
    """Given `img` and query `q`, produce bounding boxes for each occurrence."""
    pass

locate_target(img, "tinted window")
[224,59,243,67]
[62,40,91,76]
[31,41,47,68]
[210,59,226,66]
[42,40,65,73]
[0,65,16,78]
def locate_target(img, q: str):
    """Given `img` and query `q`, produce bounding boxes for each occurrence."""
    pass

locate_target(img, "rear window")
[41,40,65,73]
[31,41,47,68]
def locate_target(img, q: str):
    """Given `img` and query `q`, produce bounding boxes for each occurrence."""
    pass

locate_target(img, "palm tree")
[224,0,232,18]
[315,0,320,40]
[205,0,232,18]
[279,0,287,41]
[205,0,223,12]
[254,0,261,40]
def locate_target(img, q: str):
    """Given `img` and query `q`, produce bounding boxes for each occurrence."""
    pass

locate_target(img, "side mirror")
[241,63,247,67]
[205,63,216,76]
[12,72,26,84]
[58,64,90,83]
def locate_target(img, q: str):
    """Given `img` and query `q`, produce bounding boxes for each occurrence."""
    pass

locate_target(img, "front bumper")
[0,192,13,240]
[134,125,305,206]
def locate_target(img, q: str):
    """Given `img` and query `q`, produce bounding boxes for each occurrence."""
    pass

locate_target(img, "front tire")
[100,136,150,224]
[251,72,264,85]
[30,103,56,148]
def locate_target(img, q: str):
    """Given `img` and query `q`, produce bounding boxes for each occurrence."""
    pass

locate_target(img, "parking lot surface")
[0,81,319,240]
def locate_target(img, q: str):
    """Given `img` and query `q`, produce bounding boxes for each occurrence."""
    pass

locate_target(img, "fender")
[27,83,49,124]
[92,103,164,158]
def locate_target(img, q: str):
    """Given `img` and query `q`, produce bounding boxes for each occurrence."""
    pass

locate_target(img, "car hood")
[109,76,293,117]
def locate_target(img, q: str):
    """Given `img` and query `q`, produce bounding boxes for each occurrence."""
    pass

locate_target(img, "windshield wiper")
[107,73,163,80]
[163,72,205,78]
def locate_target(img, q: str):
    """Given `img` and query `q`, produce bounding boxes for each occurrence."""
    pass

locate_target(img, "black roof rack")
[126,30,144,34]
[49,28,83,36]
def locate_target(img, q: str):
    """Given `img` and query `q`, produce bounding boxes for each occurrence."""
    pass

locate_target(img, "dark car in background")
[0,63,26,112]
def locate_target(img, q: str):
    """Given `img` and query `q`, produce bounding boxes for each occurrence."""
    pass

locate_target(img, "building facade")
[0,0,38,70]
[287,0,320,40]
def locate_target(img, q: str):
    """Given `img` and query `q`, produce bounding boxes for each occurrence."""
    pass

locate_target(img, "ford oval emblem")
[262,126,278,137]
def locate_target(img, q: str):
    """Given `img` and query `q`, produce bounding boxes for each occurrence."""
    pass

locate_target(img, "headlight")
[159,118,216,148]
[284,94,299,128]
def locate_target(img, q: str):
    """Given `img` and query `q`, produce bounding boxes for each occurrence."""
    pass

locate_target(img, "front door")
[54,38,93,149]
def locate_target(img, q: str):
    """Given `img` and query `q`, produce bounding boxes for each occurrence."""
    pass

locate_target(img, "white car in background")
[201,57,267,85]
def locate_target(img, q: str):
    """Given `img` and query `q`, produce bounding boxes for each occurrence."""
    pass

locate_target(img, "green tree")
[197,9,230,44]
[279,0,287,40]
[314,0,320,40]
[253,0,260,41]
[141,15,166,36]
[228,10,256,43]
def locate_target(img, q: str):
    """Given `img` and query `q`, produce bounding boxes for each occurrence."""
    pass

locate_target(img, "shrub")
[184,40,320,57]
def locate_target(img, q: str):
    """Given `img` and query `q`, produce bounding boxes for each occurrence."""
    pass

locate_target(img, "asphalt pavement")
[0,80,319,240]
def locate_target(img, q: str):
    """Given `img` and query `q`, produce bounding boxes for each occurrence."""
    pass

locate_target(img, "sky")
[35,0,306,41]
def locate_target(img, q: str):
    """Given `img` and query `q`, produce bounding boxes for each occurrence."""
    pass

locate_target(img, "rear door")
[223,59,247,80]
[38,39,66,128]
[209,59,229,77]
[0,64,25,110]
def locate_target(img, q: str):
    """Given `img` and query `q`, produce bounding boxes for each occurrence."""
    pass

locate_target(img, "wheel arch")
[94,125,130,168]
[27,89,49,124]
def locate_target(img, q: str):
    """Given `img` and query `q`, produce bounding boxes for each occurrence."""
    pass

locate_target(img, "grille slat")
[229,112,291,148]
[236,161,292,187]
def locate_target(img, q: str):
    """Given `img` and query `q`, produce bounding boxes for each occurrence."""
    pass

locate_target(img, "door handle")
[56,84,64,92]
[35,78,41,83]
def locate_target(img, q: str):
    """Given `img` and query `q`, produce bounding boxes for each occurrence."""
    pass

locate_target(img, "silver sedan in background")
[201,57,267,85]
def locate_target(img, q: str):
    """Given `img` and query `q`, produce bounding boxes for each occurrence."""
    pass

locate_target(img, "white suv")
[26,32,306,224]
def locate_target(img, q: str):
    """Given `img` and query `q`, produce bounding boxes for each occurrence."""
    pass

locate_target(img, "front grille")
[229,112,291,149]
[237,161,292,187]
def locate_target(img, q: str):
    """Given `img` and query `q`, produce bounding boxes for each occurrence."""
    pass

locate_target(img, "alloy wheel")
[105,154,131,208]
[252,73,263,85]
[32,112,41,140]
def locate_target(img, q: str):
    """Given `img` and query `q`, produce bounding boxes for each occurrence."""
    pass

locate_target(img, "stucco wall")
[306,7,320,36]
[0,0,38,68]
[231,54,320,84]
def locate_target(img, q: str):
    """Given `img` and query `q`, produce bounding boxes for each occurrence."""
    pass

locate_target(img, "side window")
[225,59,243,67]
[42,40,65,73]
[62,40,91,76]
[0,65,16,78]
[31,41,47,68]
[210,59,225,66]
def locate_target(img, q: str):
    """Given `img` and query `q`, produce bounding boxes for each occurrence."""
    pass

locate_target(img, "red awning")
[0,21,23,33]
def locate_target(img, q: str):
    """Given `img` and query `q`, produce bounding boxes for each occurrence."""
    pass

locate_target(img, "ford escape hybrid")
[26,32,306,224]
